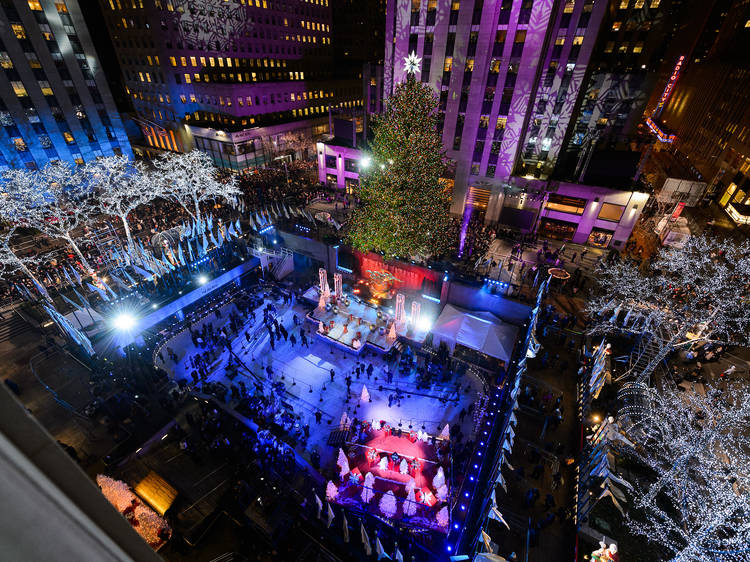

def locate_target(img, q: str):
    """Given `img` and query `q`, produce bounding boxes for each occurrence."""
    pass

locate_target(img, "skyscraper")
[557,0,681,179]
[656,0,750,224]
[99,0,363,172]
[0,0,132,170]
[384,0,608,216]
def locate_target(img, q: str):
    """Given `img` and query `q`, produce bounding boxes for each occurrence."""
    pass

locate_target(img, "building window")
[612,21,622,31]
[11,24,27,39]
[325,155,336,169]
[487,165,496,177]
[28,0,43,10]
[649,0,660,6]
[13,138,27,151]
[0,52,13,69]
[63,132,75,144]
[633,41,644,53]
[11,82,27,97]
[619,0,628,8]
[452,136,461,150]
[465,58,474,72]
[470,163,480,176]
[546,194,586,215]
[444,57,453,72]
[597,203,625,221]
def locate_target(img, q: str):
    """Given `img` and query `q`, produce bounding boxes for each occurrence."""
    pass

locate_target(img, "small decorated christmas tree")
[436,506,449,527]
[439,423,450,440]
[362,472,376,503]
[326,480,339,501]
[380,490,398,519]
[337,448,350,478]
[433,466,445,489]
[404,487,417,516]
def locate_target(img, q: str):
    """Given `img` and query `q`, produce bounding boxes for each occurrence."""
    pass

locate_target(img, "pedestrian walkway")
[490,314,582,561]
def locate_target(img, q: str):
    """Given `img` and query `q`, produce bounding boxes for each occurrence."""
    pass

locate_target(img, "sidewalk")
[490,320,583,561]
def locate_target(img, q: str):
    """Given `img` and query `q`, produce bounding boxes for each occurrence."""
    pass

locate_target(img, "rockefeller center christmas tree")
[348,73,451,259]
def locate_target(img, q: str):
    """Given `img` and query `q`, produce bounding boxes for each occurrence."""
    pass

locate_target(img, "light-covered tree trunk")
[64,234,91,272]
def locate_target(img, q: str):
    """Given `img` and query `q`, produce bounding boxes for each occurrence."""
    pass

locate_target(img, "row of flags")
[313,493,404,560]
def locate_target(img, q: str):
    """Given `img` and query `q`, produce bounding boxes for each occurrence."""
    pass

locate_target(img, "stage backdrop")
[352,251,443,295]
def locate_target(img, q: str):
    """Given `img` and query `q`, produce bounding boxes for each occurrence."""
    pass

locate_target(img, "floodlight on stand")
[112,313,136,332]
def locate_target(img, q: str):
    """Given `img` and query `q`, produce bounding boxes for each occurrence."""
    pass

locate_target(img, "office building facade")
[384,0,607,217]
[656,0,750,225]
[0,0,131,169]
[99,0,362,172]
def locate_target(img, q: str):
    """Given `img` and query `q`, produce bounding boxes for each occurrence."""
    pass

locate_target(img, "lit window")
[13,138,27,151]
[28,0,43,10]
[633,41,643,53]
[11,82,27,97]
[573,35,584,45]
[465,58,474,72]
[611,21,622,31]
[63,132,75,143]
[169,56,176,66]
[55,2,68,13]
[180,56,186,66]
[11,24,26,39]
[634,0,645,7]
[619,0,628,8]
[0,52,13,69]
[649,0,660,6]
[184,73,191,84]
[555,36,565,46]
[604,42,614,53]
[443,57,453,72]
[190,56,197,66]
[39,81,53,95]
[496,117,507,129]
[451,0,459,9]
[563,1,574,13]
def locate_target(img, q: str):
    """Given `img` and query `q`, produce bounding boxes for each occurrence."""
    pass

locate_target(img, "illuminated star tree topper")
[403,51,422,75]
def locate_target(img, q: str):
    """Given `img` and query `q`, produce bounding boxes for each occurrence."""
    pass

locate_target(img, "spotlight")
[112,313,136,331]
[360,156,371,169]
[151,304,158,309]
[198,275,209,285]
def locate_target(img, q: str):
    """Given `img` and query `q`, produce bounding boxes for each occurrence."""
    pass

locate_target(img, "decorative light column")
[319,268,330,297]
[334,272,343,300]
[411,301,421,329]
[395,293,406,325]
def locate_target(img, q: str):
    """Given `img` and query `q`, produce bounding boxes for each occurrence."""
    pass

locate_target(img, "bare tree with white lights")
[86,155,153,251]
[27,162,98,272]
[152,150,240,224]
[622,382,750,561]
[586,235,750,384]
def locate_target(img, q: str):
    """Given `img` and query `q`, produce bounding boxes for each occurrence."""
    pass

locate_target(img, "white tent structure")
[430,304,518,363]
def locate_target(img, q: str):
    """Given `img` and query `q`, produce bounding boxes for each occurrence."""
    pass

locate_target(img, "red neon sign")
[656,55,685,112]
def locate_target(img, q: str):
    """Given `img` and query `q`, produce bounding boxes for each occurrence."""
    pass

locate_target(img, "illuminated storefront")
[718,180,750,225]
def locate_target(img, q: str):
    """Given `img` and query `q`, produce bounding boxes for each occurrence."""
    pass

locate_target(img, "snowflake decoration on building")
[403,51,422,75]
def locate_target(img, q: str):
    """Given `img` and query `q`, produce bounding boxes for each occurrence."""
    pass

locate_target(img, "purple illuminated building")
[98,0,363,171]
[384,0,608,217]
